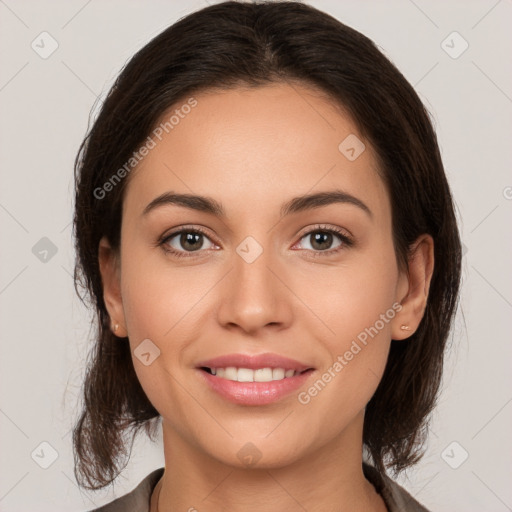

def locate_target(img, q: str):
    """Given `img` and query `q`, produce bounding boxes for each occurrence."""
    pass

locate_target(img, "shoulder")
[87,467,164,512]
[363,463,431,512]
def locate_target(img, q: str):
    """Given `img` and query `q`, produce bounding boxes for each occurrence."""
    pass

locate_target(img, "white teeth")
[254,368,273,382]
[237,368,254,382]
[272,368,285,380]
[208,367,299,382]
[224,367,237,380]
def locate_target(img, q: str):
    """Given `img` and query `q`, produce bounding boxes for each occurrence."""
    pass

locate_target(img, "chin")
[200,435,308,470]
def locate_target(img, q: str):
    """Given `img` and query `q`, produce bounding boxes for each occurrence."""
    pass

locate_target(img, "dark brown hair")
[72,0,461,490]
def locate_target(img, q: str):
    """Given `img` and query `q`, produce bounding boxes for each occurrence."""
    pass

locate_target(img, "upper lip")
[196,353,314,372]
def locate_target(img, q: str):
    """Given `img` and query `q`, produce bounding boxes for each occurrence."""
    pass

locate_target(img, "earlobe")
[392,234,434,340]
[98,236,128,337]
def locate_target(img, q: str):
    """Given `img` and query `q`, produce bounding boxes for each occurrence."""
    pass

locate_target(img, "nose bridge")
[235,241,274,298]
[216,234,292,333]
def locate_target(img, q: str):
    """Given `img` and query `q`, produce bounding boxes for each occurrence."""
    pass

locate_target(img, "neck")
[152,412,386,512]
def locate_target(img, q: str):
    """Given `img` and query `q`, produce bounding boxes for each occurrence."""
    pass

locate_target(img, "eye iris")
[311,231,333,250]
[181,232,203,251]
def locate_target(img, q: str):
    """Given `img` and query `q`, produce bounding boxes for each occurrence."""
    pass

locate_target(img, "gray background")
[0,0,511,510]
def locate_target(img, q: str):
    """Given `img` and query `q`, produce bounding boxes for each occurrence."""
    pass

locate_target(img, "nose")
[216,245,293,335]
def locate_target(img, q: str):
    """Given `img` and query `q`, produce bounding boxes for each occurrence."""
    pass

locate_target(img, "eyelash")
[158,224,354,259]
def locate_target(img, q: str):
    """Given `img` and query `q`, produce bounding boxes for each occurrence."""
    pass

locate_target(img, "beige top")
[89,464,430,511]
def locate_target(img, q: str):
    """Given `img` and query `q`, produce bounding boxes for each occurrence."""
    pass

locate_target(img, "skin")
[99,82,434,512]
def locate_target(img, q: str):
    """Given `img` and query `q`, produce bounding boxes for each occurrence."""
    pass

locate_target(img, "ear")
[98,236,127,337]
[391,234,434,340]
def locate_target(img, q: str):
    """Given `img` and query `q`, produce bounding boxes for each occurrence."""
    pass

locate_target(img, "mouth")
[195,353,315,405]
[199,366,312,382]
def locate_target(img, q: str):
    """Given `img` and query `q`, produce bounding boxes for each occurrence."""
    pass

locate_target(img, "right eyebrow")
[142,192,225,218]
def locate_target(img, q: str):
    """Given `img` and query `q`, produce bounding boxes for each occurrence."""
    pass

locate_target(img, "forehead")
[123,83,389,221]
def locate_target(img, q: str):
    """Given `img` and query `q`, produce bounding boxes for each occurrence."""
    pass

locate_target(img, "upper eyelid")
[296,223,352,239]
[162,225,216,243]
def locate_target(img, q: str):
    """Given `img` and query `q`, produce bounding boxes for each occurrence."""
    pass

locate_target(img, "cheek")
[118,252,206,420]
[292,247,399,344]
[118,244,220,400]
[120,240,209,343]
[296,302,395,438]
[293,245,398,412]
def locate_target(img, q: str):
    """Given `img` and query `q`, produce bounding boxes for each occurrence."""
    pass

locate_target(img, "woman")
[72,2,461,511]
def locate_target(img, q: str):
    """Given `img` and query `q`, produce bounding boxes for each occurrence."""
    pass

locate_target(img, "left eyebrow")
[280,189,372,218]
[141,189,372,218]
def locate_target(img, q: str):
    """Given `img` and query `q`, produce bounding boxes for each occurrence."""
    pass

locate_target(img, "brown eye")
[161,228,216,256]
[310,231,336,251]
[177,232,204,251]
[298,229,345,252]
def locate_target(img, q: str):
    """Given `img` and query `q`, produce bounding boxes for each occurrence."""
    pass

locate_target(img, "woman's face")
[102,82,416,468]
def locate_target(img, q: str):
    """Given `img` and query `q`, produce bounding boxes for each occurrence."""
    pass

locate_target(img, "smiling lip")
[196,353,313,372]
[196,353,315,406]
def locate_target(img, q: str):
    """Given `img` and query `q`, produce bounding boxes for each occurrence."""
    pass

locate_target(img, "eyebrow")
[142,189,372,219]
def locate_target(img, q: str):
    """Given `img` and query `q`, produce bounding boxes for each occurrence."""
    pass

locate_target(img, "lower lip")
[198,369,314,405]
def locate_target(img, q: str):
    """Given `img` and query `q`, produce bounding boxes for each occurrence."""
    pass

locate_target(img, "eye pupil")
[311,231,333,250]
[181,232,203,251]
